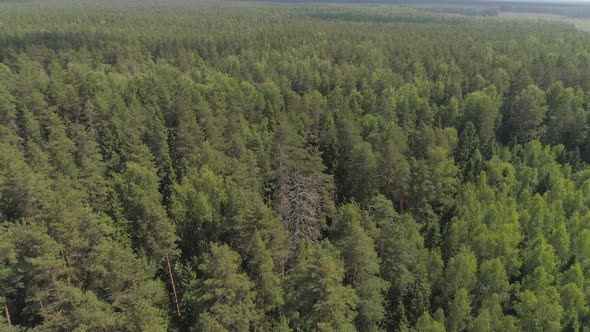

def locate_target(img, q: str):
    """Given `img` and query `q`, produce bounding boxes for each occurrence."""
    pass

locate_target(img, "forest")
[3,1,590,331]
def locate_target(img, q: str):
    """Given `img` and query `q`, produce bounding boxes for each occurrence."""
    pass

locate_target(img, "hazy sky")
[491,0,590,3]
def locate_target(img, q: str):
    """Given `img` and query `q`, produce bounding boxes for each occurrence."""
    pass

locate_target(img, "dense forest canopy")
[3,1,590,331]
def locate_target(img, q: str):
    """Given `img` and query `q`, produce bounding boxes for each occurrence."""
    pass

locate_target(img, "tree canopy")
[2,1,590,330]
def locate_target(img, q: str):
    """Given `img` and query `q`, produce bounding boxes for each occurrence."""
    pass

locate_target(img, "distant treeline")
[497,3,590,18]
[247,0,590,19]
[411,2,590,19]
[411,4,498,16]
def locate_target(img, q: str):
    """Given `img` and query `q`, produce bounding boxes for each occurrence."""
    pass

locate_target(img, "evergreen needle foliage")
[1,1,590,330]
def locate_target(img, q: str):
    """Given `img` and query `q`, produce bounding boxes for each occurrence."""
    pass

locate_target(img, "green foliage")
[191,243,258,331]
[463,91,500,143]
[345,142,378,204]
[515,288,563,332]
[285,242,358,331]
[114,161,177,261]
[446,288,471,332]
[332,204,388,331]
[415,311,446,332]
[507,84,547,143]
[2,2,590,330]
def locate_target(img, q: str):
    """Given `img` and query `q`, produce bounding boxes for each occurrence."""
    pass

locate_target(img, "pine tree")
[463,91,500,143]
[191,243,258,331]
[446,288,471,332]
[286,242,358,331]
[332,204,388,331]
[114,161,177,262]
[414,311,446,332]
